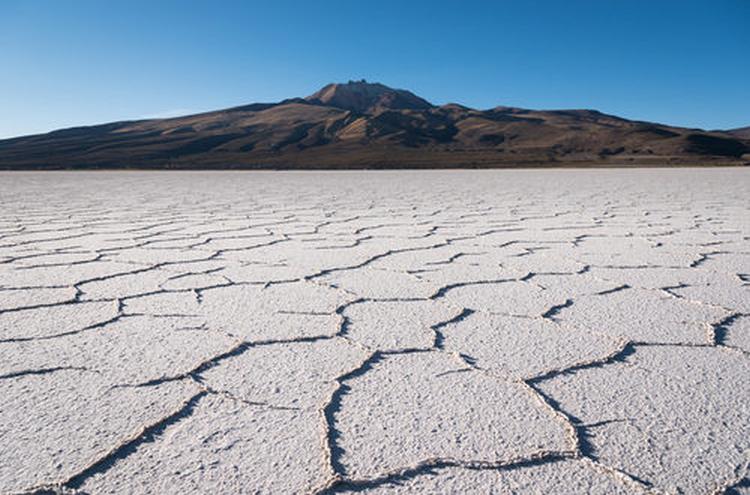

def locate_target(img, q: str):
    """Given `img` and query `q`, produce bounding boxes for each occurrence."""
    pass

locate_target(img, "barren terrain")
[1,81,748,169]
[1,169,749,494]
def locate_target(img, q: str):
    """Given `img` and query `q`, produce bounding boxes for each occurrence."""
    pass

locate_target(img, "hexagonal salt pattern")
[0,169,748,493]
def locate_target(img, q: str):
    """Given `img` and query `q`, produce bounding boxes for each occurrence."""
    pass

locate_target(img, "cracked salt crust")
[441,313,621,380]
[78,394,327,494]
[0,286,77,311]
[554,287,729,344]
[343,299,462,351]
[587,265,726,289]
[335,459,639,494]
[200,338,368,409]
[671,281,750,312]
[319,267,438,299]
[0,169,748,493]
[696,251,750,274]
[0,260,149,288]
[537,345,750,494]
[334,351,570,479]
[438,280,569,317]
[0,315,235,384]
[122,290,204,317]
[724,315,750,353]
[199,282,353,340]
[0,300,120,341]
[0,370,196,492]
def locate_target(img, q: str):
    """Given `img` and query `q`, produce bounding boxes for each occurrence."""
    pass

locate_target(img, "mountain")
[727,126,750,140]
[1,81,748,169]
[305,79,432,114]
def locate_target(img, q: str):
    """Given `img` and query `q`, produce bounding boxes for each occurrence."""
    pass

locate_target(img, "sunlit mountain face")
[0,81,748,169]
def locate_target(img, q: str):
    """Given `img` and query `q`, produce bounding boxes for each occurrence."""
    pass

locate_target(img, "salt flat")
[0,169,749,494]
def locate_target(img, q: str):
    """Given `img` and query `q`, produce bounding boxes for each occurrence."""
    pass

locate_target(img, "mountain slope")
[727,126,750,140]
[0,81,748,169]
[305,79,433,113]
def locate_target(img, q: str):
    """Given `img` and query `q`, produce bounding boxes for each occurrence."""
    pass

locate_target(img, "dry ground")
[0,169,748,494]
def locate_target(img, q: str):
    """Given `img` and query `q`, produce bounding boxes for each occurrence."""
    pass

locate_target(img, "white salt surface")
[0,169,748,494]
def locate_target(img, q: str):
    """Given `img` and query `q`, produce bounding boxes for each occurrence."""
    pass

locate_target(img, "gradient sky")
[1,0,748,138]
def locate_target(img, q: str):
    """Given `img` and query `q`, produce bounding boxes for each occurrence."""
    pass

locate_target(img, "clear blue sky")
[1,0,748,138]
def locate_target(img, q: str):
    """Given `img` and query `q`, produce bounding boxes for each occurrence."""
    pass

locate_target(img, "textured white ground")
[0,169,749,495]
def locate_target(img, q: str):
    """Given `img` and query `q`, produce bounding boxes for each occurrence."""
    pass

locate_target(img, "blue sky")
[1,0,748,138]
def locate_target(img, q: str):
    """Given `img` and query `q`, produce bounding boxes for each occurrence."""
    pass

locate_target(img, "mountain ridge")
[727,126,750,139]
[1,81,748,169]
[305,79,433,114]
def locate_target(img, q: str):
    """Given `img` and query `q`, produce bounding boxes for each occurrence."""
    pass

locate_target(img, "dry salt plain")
[0,169,749,495]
